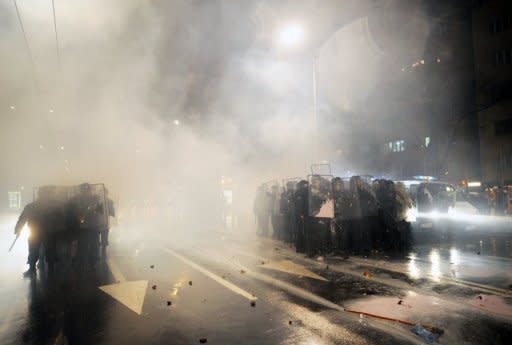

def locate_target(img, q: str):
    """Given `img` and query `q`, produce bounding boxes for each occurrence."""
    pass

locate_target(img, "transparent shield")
[69,183,109,230]
[308,175,334,218]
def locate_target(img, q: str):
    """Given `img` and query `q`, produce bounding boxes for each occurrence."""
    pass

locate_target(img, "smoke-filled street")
[2,0,512,344]
[1,217,512,345]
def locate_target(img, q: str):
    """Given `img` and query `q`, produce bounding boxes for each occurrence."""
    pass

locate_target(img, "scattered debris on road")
[411,325,437,344]
[240,269,246,274]
[199,338,207,343]
[189,281,193,286]
[167,301,172,306]
[250,301,256,307]
[152,285,157,290]
[150,265,154,269]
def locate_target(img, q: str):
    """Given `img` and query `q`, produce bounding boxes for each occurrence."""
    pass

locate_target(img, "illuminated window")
[8,191,21,209]
[386,140,405,153]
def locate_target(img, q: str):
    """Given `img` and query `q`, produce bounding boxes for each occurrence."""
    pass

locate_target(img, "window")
[425,136,431,148]
[493,48,512,66]
[385,140,405,153]
[495,118,512,136]
[8,191,21,209]
[489,15,512,35]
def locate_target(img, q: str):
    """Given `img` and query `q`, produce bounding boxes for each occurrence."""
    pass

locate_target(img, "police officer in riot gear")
[395,182,412,251]
[100,189,116,249]
[15,201,45,276]
[347,176,363,254]
[68,183,103,269]
[376,180,397,251]
[282,181,297,243]
[357,178,378,254]
[294,180,308,253]
[14,186,60,275]
[270,185,282,239]
[332,177,351,252]
[306,175,332,257]
[253,186,271,236]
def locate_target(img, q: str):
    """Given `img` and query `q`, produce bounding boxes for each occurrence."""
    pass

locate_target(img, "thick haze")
[0,0,456,228]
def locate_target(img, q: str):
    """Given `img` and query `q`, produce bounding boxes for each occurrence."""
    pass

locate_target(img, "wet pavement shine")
[1,216,512,345]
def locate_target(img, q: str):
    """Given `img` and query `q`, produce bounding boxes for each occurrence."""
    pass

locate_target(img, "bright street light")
[276,22,304,48]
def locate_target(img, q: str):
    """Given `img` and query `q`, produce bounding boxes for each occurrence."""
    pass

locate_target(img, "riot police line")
[253,175,413,257]
[12,183,115,276]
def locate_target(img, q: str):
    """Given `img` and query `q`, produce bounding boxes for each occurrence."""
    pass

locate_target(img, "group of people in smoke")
[254,176,413,257]
[14,183,115,276]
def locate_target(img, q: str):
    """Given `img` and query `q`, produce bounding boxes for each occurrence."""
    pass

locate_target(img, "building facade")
[473,0,512,185]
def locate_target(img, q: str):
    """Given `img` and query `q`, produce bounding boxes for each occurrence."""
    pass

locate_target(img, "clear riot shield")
[308,175,334,218]
[310,163,332,176]
[69,183,109,231]
[261,179,279,192]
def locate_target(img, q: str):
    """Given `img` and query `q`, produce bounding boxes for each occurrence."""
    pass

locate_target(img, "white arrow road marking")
[163,248,257,301]
[261,259,328,281]
[99,259,148,315]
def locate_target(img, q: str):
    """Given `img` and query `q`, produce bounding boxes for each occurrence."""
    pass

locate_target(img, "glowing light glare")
[49,109,54,113]
[21,224,31,241]
[60,146,65,150]
[277,22,304,47]
[408,254,420,279]
[173,120,180,126]
[468,181,481,187]
[449,248,460,265]
[429,249,441,282]
[10,105,15,110]
[406,207,417,222]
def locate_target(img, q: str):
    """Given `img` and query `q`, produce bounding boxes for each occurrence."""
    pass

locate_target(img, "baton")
[8,234,20,252]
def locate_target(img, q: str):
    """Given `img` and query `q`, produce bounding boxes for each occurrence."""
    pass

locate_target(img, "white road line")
[106,258,127,283]
[162,247,257,301]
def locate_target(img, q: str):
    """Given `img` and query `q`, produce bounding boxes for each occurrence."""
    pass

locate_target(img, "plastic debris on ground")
[411,325,437,344]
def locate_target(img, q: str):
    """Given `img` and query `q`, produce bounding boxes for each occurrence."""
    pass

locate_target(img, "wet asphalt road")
[1,216,512,345]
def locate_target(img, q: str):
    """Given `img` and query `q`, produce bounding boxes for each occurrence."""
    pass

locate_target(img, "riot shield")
[68,183,109,231]
[261,179,279,192]
[310,163,332,176]
[308,175,334,218]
